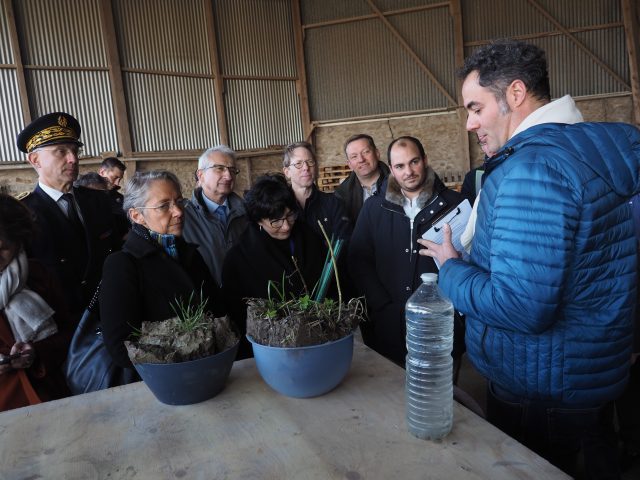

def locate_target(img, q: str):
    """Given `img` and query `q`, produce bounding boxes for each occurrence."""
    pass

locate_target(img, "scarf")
[132,223,179,259]
[0,250,57,342]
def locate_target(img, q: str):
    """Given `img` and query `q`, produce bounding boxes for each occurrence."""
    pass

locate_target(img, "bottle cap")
[421,273,438,283]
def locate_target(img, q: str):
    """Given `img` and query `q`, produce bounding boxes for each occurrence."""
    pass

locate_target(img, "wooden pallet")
[318,165,350,192]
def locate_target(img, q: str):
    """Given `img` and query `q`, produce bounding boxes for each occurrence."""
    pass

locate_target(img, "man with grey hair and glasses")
[183,145,249,286]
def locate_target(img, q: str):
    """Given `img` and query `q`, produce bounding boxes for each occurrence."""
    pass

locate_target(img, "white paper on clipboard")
[421,199,472,268]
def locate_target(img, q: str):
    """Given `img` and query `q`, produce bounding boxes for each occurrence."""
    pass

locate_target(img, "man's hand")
[417,223,461,266]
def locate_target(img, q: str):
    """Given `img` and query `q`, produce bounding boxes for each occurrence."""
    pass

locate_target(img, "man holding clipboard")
[349,136,464,367]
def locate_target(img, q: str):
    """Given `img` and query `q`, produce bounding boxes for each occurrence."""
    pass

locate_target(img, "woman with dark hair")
[100,171,224,372]
[0,194,71,411]
[222,174,328,359]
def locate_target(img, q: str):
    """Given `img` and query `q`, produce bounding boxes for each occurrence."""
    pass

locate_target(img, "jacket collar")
[384,166,436,208]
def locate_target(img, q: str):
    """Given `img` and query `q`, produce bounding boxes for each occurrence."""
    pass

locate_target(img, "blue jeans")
[487,383,620,480]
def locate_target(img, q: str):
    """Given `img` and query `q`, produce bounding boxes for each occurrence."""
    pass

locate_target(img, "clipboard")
[421,199,472,268]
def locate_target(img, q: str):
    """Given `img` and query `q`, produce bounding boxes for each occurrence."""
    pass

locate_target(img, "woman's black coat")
[100,231,222,368]
[222,222,328,359]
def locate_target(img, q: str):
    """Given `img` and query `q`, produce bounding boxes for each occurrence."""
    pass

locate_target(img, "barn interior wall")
[1,93,633,198]
[0,0,637,197]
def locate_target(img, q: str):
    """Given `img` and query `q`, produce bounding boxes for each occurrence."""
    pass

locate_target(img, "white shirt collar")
[39,182,67,202]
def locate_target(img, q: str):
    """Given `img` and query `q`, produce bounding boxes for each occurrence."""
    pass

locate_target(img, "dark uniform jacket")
[348,168,463,366]
[222,222,328,360]
[100,229,223,368]
[22,185,119,317]
[334,162,390,227]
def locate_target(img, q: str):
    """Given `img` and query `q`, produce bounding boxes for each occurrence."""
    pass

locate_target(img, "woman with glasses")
[100,171,224,372]
[222,174,328,359]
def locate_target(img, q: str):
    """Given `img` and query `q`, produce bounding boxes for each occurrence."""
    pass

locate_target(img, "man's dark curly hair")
[458,39,551,105]
[0,194,35,250]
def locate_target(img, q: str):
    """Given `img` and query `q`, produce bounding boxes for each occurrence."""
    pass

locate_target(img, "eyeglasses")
[136,198,188,213]
[288,160,316,169]
[201,164,240,176]
[269,211,298,228]
[34,145,82,158]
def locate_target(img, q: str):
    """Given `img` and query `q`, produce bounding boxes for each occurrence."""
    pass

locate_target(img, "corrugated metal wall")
[14,0,117,158]
[462,0,629,96]
[0,6,13,64]
[27,70,116,155]
[125,73,218,152]
[114,0,211,74]
[224,79,302,149]
[303,1,454,121]
[214,0,302,150]
[215,0,296,77]
[0,0,634,162]
[0,5,22,162]
[113,0,219,152]
[0,70,22,162]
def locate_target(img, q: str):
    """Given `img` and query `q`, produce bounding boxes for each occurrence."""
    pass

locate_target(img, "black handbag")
[63,282,137,394]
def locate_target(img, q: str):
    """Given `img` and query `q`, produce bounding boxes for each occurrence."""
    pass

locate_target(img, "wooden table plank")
[0,341,569,480]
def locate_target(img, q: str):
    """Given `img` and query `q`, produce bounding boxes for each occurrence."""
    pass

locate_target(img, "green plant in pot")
[125,290,240,405]
[246,223,365,398]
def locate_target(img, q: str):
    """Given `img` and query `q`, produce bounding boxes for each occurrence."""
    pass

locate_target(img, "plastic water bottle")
[405,272,454,440]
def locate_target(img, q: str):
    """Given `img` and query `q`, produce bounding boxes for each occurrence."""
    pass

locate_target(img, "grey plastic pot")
[134,341,239,405]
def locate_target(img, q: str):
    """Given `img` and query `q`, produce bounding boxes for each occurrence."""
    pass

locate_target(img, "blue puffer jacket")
[440,122,640,406]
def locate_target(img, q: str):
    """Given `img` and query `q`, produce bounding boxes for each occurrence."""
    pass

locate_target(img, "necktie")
[216,204,228,225]
[61,193,82,230]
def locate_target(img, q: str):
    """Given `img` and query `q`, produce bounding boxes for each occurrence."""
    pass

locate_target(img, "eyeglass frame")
[32,144,83,158]
[135,198,189,213]
[200,164,240,176]
[286,159,316,169]
[269,211,298,228]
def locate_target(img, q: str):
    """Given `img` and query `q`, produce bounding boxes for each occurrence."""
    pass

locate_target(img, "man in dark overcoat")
[348,136,463,366]
[17,112,120,320]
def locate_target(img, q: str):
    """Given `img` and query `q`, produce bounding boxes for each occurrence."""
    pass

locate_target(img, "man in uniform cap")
[18,112,120,320]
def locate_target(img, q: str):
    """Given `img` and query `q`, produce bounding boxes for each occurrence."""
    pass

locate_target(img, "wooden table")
[0,341,569,479]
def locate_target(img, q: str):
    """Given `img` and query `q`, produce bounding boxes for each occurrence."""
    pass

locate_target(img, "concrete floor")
[455,354,640,480]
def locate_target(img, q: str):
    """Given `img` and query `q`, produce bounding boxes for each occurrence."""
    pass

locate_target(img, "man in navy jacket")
[349,136,462,366]
[18,112,119,321]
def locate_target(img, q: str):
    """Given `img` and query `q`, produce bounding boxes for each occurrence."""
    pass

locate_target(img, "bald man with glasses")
[183,145,249,286]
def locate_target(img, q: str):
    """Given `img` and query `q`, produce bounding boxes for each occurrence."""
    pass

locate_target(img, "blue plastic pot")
[247,334,354,398]
[133,342,239,405]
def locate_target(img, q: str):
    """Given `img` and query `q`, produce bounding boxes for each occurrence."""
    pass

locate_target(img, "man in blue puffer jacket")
[420,39,640,479]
